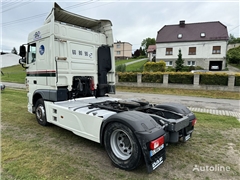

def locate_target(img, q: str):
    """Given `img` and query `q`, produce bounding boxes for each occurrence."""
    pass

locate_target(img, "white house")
[147,45,156,61]
[156,21,229,70]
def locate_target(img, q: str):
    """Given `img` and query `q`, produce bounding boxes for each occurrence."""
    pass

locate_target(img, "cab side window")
[27,43,36,64]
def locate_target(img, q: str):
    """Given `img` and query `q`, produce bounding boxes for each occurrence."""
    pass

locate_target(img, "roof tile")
[156,21,228,43]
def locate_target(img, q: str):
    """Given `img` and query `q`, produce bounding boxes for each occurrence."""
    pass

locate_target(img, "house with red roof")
[147,45,156,61]
[156,20,228,70]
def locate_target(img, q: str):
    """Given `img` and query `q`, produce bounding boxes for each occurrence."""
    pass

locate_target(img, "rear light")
[90,78,94,91]
[192,118,197,126]
[150,136,164,150]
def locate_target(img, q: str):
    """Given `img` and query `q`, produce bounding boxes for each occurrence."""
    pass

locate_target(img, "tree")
[228,34,240,44]
[141,37,156,53]
[175,49,184,71]
[139,47,146,56]
[227,46,240,64]
[11,47,18,55]
[133,49,140,58]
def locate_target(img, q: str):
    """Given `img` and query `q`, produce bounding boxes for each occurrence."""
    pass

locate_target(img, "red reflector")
[192,119,197,126]
[90,79,94,91]
[150,136,164,150]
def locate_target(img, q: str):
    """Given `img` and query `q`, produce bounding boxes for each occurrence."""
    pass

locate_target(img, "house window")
[117,51,121,55]
[166,48,173,55]
[189,47,196,55]
[187,61,195,66]
[212,46,221,54]
[117,44,121,48]
[166,61,173,66]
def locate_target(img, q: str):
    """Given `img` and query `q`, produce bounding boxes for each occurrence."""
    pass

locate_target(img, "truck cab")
[19,3,115,114]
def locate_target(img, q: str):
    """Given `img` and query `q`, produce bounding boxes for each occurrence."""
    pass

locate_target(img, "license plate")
[150,144,164,157]
[185,134,191,141]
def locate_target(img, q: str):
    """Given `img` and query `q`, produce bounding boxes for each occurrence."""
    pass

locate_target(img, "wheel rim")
[36,105,45,122]
[110,129,133,160]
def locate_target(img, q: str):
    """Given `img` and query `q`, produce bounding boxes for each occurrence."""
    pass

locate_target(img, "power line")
[1,0,100,27]
[1,1,34,13]
[2,1,21,8]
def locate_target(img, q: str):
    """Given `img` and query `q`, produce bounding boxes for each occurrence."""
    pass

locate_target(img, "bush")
[142,72,164,83]
[180,66,190,72]
[166,66,175,72]
[115,64,126,72]
[168,72,194,84]
[195,66,204,70]
[152,56,156,62]
[200,73,228,86]
[144,60,166,72]
[118,72,137,82]
[227,46,240,64]
[188,66,195,71]
[235,73,240,86]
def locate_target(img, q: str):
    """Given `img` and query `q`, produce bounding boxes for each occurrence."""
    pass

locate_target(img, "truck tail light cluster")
[150,136,164,150]
[192,118,197,126]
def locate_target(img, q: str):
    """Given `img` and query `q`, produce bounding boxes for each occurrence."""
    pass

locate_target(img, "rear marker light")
[150,136,164,150]
[90,78,95,91]
[192,119,197,126]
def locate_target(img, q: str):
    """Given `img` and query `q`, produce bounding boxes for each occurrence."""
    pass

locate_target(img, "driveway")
[227,64,240,72]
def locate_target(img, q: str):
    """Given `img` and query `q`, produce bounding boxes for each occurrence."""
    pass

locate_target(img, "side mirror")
[19,45,26,58]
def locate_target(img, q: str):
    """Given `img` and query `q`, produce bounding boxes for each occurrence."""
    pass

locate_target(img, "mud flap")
[135,133,166,173]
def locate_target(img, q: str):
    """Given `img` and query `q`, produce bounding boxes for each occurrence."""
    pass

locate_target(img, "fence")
[116,73,240,92]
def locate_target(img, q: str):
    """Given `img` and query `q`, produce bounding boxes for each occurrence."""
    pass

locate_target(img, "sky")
[1,0,239,53]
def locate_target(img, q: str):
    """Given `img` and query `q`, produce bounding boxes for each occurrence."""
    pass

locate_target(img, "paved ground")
[110,91,240,121]
[3,82,240,120]
[227,64,240,72]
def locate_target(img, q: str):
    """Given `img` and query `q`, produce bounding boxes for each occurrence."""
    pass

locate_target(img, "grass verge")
[116,86,240,100]
[1,89,240,180]
[1,65,26,84]
[126,60,148,72]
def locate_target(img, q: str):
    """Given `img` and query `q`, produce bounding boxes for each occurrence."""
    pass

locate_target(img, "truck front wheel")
[104,122,142,170]
[35,98,49,126]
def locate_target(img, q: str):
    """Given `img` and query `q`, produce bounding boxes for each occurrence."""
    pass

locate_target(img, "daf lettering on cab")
[19,3,197,173]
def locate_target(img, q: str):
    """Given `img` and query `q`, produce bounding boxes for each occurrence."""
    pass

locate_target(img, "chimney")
[179,20,185,27]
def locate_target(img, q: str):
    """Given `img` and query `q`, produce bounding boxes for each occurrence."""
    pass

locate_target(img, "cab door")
[26,43,37,86]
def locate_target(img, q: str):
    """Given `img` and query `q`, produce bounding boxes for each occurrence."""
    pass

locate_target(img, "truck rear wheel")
[104,122,142,170]
[35,98,49,126]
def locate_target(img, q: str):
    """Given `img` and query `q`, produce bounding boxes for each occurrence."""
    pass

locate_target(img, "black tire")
[35,98,49,126]
[104,122,142,171]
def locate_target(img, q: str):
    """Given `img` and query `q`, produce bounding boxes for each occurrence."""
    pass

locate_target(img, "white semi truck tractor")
[19,3,197,173]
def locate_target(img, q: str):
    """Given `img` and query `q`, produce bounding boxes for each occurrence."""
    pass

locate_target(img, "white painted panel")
[69,27,93,42]
[57,61,69,69]
[71,62,95,71]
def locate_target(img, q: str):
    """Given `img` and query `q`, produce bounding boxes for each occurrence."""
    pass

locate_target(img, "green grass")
[126,60,148,72]
[115,58,146,66]
[1,65,26,84]
[1,88,240,180]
